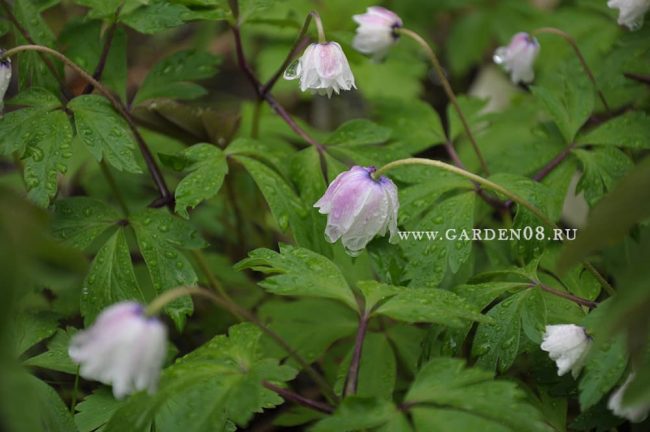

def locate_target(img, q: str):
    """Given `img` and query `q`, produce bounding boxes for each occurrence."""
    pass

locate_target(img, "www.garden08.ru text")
[397,227,578,242]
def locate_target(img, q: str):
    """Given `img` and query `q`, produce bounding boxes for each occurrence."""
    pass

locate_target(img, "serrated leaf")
[130,209,205,328]
[311,397,408,432]
[13,312,59,356]
[371,282,487,327]
[574,147,633,206]
[81,229,145,324]
[173,144,228,218]
[69,95,142,173]
[325,119,391,147]
[22,110,74,207]
[578,111,650,149]
[74,388,124,432]
[7,87,61,109]
[120,1,192,34]
[104,324,296,431]
[52,198,121,249]
[24,328,78,374]
[134,50,220,104]
[405,358,548,432]
[236,245,357,309]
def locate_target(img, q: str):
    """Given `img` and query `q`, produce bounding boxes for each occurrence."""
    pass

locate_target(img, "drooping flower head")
[352,6,403,58]
[540,324,591,377]
[493,32,540,84]
[314,166,399,256]
[284,42,356,98]
[607,0,650,30]
[608,373,650,422]
[69,302,167,399]
[0,50,12,110]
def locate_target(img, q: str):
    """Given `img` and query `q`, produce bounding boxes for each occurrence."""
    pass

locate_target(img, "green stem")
[190,249,242,319]
[396,28,490,176]
[375,158,550,226]
[312,11,326,44]
[70,365,80,413]
[251,100,262,138]
[374,157,616,296]
[532,27,610,112]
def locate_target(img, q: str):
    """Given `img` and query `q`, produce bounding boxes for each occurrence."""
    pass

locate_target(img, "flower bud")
[0,51,12,110]
[69,302,167,399]
[540,324,591,377]
[608,374,650,422]
[352,6,402,58]
[493,32,540,84]
[607,0,650,30]
[314,166,399,256]
[284,42,356,98]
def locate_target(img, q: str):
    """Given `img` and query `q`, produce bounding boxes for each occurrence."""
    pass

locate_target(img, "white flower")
[352,6,402,58]
[0,51,12,111]
[608,373,650,422]
[608,0,650,30]
[69,302,167,399]
[493,32,540,84]
[314,166,399,256]
[284,42,356,97]
[540,324,591,377]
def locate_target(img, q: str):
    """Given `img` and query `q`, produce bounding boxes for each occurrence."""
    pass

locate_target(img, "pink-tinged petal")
[352,7,401,57]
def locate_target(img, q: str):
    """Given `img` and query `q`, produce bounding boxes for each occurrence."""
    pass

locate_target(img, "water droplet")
[283,59,301,80]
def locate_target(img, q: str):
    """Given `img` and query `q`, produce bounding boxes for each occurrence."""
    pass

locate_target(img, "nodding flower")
[540,324,591,378]
[493,33,540,84]
[607,0,650,30]
[0,51,12,111]
[352,6,403,59]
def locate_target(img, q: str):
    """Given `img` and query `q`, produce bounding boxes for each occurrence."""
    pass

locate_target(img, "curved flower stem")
[1,44,174,209]
[532,27,610,113]
[146,286,339,404]
[374,157,616,296]
[344,311,370,396]
[312,11,326,44]
[82,6,123,95]
[261,12,316,95]
[531,282,597,308]
[396,28,490,176]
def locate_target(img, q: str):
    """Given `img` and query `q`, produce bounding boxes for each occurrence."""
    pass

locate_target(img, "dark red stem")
[344,312,370,396]
[263,381,334,414]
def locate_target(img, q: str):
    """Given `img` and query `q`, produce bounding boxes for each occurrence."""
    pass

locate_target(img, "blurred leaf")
[173,144,228,218]
[24,328,78,374]
[13,312,58,356]
[325,119,391,147]
[81,229,145,324]
[236,245,357,309]
[69,95,142,173]
[74,388,124,432]
[133,50,221,104]
[579,335,627,410]
[120,1,193,34]
[311,397,408,432]
[578,111,650,149]
[574,147,633,206]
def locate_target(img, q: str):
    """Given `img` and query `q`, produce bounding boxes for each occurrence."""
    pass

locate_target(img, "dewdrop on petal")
[493,32,540,84]
[0,50,12,111]
[608,373,650,422]
[69,302,167,399]
[607,0,650,30]
[352,6,403,58]
[540,324,591,378]
[314,166,399,256]
[283,42,356,98]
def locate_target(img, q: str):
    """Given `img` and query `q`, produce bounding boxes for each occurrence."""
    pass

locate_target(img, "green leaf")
[24,328,78,374]
[0,105,57,156]
[74,388,124,432]
[401,191,476,288]
[130,209,205,328]
[22,374,78,431]
[74,0,145,18]
[325,119,391,147]
[81,229,146,324]
[447,96,488,142]
[405,358,548,432]
[579,335,627,410]
[120,1,192,34]
[13,312,59,356]
[370,282,488,327]
[311,397,409,432]
[531,68,594,143]
[133,50,221,104]
[574,147,633,206]
[578,111,650,149]
[68,95,142,173]
[235,245,357,309]
[447,11,491,76]
[259,299,357,365]
[52,198,121,249]
[335,333,397,400]
[173,144,228,218]
[6,87,61,109]
[22,110,74,207]
[473,289,545,372]
[104,324,296,431]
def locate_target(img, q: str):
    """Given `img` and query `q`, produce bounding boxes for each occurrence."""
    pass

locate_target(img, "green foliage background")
[0,0,649,431]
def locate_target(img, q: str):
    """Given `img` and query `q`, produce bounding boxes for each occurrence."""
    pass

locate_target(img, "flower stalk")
[395,28,490,176]
[344,311,370,396]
